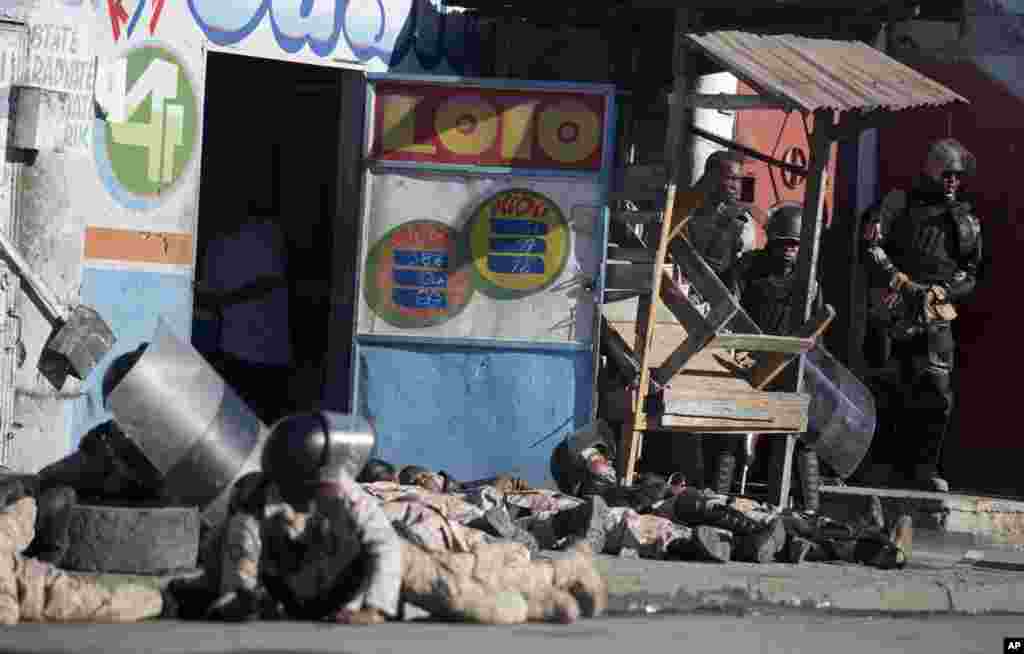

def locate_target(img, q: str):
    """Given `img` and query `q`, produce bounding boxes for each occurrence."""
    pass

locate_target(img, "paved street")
[1,612,1019,654]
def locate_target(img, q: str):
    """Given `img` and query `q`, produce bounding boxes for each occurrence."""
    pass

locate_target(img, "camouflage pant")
[0,498,163,625]
[400,540,606,624]
[381,500,499,554]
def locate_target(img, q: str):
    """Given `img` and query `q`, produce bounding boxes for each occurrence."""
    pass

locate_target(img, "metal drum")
[801,345,877,479]
[106,317,268,527]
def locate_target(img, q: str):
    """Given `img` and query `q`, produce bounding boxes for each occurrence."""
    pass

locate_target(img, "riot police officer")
[716,203,824,511]
[684,150,758,279]
[862,138,982,493]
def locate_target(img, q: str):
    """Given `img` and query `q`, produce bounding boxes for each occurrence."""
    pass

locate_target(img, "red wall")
[732,80,839,232]
[877,59,1021,495]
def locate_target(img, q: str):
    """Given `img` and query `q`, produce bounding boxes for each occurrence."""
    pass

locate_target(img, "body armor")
[687,201,752,275]
[885,193,963,286]
[736,250,813,336]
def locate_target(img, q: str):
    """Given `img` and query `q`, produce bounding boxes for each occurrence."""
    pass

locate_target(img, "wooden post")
[779,107,834,508]
[620,7,695,486]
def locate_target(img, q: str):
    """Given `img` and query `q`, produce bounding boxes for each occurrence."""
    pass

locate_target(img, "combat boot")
[713,453,736,495]
[797,449,821,513]
[552,496,609,554]
[26,485,76,565]
[472,507,540,554]
[913,464,949,493]
[666,525,732,563]
[888,514,913,567]
[674,495,785,563]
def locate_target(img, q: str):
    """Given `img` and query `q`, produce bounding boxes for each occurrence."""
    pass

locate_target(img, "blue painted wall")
[357,340,593,485]
[69,266,193,448]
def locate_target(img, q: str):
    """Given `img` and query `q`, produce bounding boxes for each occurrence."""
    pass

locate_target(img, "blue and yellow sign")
[468,189,570,300]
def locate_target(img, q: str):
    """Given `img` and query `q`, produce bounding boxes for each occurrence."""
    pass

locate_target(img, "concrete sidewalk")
[593,550,1024,615]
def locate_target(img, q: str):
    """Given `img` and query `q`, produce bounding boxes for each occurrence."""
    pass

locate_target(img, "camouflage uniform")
[219,474,605,624]
[0,497,163,625]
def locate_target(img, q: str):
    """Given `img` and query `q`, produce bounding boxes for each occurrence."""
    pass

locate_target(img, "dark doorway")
[192,52,363,423]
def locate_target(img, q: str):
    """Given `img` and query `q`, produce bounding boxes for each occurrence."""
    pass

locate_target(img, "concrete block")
[948,581,1024,615]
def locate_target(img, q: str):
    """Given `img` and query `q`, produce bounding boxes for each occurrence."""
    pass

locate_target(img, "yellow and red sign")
[371,82,606,171]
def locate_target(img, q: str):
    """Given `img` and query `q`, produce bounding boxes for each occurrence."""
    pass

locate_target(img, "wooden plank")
[662,398,773,420]
[605,261,673,291]
[778,108,835,509]
[710,333,815,354]
[673,92,791,111]
[621,182,681,485]
[606,246,656,263]
[642,389,810,433]
[748,304,836,390]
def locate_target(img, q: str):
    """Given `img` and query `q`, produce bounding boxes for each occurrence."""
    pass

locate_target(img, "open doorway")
[192,52,363,424]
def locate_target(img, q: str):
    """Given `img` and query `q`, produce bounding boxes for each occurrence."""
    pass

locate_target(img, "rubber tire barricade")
[61,504,200,575]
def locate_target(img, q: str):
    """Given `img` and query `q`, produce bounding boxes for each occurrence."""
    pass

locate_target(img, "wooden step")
[606,245,655,263]
[605,260,673,291]
[642,388,810,433]
[709,333,815,354]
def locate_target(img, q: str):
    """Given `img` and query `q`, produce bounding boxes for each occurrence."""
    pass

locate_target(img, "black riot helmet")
[260,411,375,503]
[766,203,803,243]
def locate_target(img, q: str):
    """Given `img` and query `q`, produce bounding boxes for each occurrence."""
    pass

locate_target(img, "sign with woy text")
[371,81,607,171]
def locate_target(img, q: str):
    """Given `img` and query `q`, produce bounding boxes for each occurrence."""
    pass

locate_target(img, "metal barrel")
[106,317,268,528]
[801,345,877,479]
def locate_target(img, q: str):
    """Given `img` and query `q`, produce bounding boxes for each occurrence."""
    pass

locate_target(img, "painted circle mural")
[468,189,570,300]
[364,220,474,328]
[94,43,198,210]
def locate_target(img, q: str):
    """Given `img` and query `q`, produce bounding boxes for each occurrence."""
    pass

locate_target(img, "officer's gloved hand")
[332,607,387,625]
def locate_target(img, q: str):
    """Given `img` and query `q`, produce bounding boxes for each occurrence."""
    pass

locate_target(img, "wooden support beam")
[690,125,808,177]
[672,92,791,111]
[779,107,835,510]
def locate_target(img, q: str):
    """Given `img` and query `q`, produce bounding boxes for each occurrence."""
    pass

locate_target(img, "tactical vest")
[687,202,750,275]
[886,192,971,286]
[738,251,807,336]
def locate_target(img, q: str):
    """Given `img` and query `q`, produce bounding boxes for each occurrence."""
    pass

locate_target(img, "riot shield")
[107,317,269,527]
[800,345,877,479]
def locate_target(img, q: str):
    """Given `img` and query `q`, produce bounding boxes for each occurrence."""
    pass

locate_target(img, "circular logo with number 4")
[94,43,198,210]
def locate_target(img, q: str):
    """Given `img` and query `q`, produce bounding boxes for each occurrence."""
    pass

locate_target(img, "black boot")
[797,449,821,514]
[470,507,540,554]
[667,525,732,563]
[552,496,609,554]
[26,485,76,565]
[676,497,785,563]
[714,454,736,496]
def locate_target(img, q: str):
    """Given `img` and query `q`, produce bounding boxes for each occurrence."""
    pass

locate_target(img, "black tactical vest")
[885,189,961,285]
[687,202,750,275]
[738,251,802,336]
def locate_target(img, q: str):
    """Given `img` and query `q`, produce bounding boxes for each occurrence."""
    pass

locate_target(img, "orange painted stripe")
[84,227,193,266]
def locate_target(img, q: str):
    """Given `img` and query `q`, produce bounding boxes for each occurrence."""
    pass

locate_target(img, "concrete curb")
[596,555,1024,616]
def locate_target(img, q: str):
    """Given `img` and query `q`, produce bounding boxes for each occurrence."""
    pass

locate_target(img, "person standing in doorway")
[195,191,294,425]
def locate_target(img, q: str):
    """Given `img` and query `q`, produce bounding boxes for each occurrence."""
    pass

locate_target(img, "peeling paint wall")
[0,0,486,472]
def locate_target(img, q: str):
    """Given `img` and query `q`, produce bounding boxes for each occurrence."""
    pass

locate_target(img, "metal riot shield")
[106,317,269,528]
[800,345,877,479]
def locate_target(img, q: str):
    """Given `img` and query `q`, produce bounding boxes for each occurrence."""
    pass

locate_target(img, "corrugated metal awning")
[687,31,969,113]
